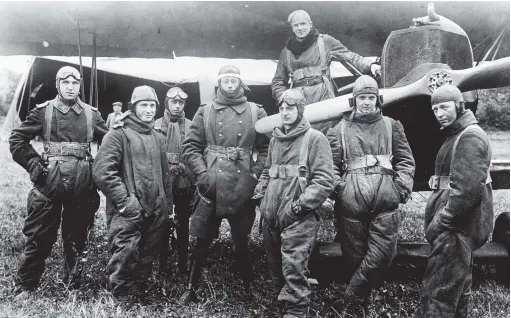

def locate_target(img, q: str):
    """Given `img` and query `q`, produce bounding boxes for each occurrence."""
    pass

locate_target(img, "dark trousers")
[106,205,168,298]
[187,198,256,288]
[174,187,194,272]
[337,210,400,300]
[420,231,473,318]
[17,185,99,290]
[263,212,319,317]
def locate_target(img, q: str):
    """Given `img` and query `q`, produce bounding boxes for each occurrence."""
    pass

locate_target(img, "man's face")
[355,93,378,114]
[58,76,80,101]
[220,76,240,97]
[168,98,186,115]
[279,102,299,126]
[135,100,157,123]
[432,101,457,128]
[292,19,312,39]
[113,105,122,114]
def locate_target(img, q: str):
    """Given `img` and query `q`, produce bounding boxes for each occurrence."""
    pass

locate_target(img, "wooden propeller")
[255,57,510,134]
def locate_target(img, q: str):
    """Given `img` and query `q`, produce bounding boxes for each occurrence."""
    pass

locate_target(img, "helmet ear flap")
[377,95,384,107]
[348,97,355,108]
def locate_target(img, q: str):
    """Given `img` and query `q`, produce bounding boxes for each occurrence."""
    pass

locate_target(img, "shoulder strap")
[298,129,313,192]
[340,119,350,160]
[43,100,54,141]
[299,129,313,167]
[382,116,393,155]
[286,48,292,73]
[202,103,214,145]
[450,125,483,176]
[318,34,327,71]
[83,103,93,143]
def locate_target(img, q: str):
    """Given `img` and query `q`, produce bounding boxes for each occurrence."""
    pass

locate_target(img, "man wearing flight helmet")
[420,85,493,318]
[181,65,269,303]
[9,66,109,299]
[326,75,415,315]
[155,87,195,276]
[93,85,173,304]
[253,89,334,318]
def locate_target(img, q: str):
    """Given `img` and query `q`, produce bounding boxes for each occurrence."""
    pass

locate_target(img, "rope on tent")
[77,17,85,99]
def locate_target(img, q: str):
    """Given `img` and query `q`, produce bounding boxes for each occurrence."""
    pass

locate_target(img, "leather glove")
[27,157,49,186]
[170,163,186,175]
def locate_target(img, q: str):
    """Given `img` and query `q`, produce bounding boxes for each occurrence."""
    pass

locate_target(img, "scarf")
[286,28,320,58]
[124,111,155,134]
[162,109,186,158]
[214,82,251,106]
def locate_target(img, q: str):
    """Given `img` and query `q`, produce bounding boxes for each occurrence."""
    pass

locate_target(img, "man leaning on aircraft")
[271,9,382,134]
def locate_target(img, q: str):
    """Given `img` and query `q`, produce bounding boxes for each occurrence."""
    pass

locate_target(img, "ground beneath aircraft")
[0,139,508,317]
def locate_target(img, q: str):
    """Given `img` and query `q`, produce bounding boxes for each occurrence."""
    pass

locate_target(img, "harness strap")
[203,101,258,149]
[429,124,491,190]
[340,117,394,171]
[84,104,93,143]
[43,99,94,143]
[43,100,54,141]
[298,129,313,193]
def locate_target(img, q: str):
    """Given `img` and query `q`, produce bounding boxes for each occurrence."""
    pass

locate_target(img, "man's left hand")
[370,64,381,78]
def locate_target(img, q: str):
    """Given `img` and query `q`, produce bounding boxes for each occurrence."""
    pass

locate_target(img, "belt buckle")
[366,155,378,167]
[298,164,308,178]
[225,147,238,160]
[293,69,305,81]
[428,175,439,190]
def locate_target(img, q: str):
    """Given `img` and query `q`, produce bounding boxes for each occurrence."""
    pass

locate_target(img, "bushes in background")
[476,87,510,131]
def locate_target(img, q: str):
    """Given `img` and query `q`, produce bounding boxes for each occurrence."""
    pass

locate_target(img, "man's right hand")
[27,157,48,186]
[196,172,213,199]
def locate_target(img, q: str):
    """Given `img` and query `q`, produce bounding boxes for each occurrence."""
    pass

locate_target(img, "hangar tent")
[0,55,357,140]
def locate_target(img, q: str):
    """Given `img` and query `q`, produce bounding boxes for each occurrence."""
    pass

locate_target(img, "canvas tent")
[0,55,357,139]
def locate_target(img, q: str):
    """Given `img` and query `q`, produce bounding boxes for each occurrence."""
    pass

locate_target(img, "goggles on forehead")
[278,96,304,107]
[166,89,188,100]
[56,70,81,81]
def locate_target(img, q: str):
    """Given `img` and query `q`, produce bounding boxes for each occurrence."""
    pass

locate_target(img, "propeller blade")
[255,57,511,134]
[451,57,510,91]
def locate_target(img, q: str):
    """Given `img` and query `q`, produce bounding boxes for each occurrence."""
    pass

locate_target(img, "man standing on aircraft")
[106,101,123,130]
[326,75,415,316]
[155,87,195,276]
[420,85,493,318]
[93,85,173,304]
[9,66,109,299]
[253,89,334,318]
[272,9,381,134]
[180,65,269,303]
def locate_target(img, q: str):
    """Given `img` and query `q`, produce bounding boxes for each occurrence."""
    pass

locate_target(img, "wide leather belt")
[43,141,91,159]
[344,155,393,171]
[429,172,492,190]
[293,76,324,88]
[206,145,252,161]
[268,164,308,179]
[166,152,180,164]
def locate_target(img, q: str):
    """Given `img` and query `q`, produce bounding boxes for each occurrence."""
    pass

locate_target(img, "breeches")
[420,231,473,318]
[263,212,319,316]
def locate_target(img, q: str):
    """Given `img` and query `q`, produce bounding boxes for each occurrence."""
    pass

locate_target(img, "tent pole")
[27,60,34,114]
[77,17,85,99]
[89,33,96,105]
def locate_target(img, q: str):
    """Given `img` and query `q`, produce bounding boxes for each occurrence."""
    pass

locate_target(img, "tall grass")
[0,140,509,317]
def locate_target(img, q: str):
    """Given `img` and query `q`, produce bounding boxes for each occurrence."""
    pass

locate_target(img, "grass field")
[0,138,509,318]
